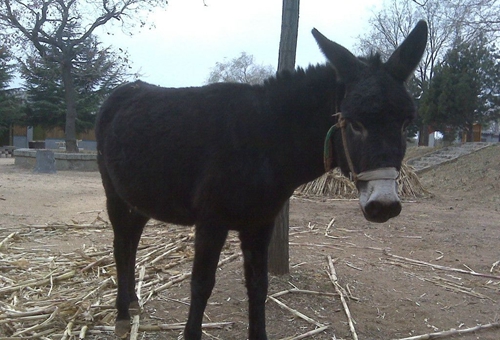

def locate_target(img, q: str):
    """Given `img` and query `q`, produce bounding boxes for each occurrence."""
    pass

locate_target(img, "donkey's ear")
[312,28,362,82]
[385,20,428,82]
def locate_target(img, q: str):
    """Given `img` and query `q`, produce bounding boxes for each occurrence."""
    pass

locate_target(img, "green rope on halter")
[323,112,344,173]
[323,124,336,172]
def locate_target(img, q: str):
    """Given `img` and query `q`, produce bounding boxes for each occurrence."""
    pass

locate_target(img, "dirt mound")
[419,143,500,210]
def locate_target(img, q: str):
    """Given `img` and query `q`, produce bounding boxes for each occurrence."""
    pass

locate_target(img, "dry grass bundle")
[296,169,357,198]
[296,163,430,199]
[397,163,431,198]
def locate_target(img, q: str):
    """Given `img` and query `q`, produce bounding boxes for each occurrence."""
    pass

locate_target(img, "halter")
[323,112,399,183]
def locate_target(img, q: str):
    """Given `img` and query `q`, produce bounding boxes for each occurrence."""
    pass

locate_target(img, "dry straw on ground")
[0,219,237,339]
[1,213,499,339]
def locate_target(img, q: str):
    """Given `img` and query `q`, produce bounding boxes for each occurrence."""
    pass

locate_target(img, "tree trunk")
[9,124,13,146]
[418,124,429,146]
[61,59,79,153]
[268,0,300,276]
[466,123,473,142]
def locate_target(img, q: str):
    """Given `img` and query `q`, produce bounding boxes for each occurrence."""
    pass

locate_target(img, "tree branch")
[411,0,428,6]
[74,0,132,46]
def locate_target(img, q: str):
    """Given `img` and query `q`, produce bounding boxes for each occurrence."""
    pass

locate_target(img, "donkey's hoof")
[115,319,131,338]
[129,300,141,316]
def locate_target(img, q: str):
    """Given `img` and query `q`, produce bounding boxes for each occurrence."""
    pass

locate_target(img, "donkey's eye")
[350,121,365,134]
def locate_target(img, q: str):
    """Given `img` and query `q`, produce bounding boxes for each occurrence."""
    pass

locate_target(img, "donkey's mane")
[264,52,384,90]
[359,52,384,69]
[264,64,337,91]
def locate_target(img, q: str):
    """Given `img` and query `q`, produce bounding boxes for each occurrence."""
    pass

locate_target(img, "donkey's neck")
[263,64,341,188]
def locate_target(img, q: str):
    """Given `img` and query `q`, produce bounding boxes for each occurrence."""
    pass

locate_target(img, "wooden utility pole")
[277,0,300,72]
[268,0,300,276]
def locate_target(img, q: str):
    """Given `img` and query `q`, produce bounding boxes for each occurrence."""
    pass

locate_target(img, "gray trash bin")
[34,150,56,173]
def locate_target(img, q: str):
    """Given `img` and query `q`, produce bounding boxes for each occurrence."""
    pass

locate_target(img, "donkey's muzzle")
[356,168,401,223]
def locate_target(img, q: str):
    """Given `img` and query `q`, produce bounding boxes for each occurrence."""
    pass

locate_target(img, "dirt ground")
[1,144,499,340]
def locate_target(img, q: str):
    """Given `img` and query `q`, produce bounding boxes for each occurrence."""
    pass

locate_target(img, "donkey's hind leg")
[106,191,149,338]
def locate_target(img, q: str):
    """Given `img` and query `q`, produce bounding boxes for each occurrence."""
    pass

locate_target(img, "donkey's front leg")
[239,225,274,340]
[184,224,228,340]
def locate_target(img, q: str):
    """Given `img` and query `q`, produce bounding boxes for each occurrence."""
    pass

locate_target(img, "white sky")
[97,0,383,88]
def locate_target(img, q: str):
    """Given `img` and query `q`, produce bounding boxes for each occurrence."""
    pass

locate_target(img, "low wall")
[0,146,15,157]
[13,149,98,171]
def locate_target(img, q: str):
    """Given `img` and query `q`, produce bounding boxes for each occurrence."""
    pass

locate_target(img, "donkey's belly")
[108,168,197,226]
[124,192,196,226]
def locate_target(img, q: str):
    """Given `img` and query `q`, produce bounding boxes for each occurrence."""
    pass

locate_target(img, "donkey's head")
[313,21,427,223]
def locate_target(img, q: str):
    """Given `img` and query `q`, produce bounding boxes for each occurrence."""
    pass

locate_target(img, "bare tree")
[206,52,274,85]
[445,0,500,39]
[0,0,168,152]
[359,1,449,89]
